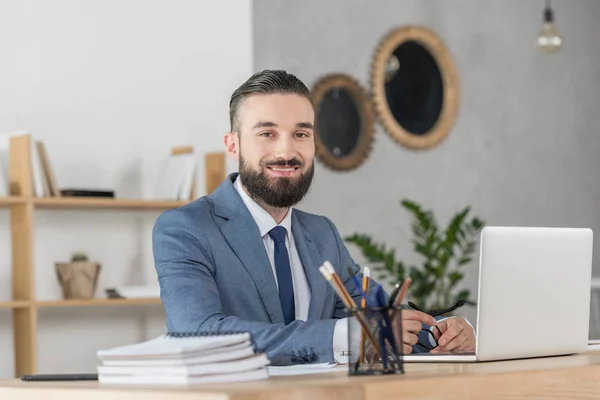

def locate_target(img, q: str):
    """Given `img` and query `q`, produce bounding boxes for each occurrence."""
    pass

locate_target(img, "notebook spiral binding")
[165,331,260,354]
[166,331,251,338]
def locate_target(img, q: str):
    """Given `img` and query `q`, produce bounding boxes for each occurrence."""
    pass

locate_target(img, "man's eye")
[296,132,309,138]
[259,131,273,137]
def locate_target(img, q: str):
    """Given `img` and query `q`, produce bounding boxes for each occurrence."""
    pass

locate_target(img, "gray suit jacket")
[153,173,404,365]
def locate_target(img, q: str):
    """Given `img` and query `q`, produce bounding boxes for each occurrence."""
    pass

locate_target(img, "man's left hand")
[431,317,476,353]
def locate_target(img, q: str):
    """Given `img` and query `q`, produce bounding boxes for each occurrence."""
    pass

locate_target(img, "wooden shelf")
[0,301,30,309]
[35,297,163,308]
[33,197,187,210]
[0,197,26,206]
[3,134,226,377]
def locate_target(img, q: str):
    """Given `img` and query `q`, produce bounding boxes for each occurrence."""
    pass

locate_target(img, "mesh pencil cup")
[347,305,404,375]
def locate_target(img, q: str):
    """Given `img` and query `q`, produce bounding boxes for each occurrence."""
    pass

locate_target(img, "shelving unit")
[3,134,226,377]
[35,297,163,308]
[33,197,188,210]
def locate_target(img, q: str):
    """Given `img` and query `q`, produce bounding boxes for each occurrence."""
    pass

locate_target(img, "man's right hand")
[393,310,436,354]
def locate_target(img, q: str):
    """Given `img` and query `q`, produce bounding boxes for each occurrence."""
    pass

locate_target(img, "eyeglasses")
[407,299,466,351]
[415,326,443,351]
[408,299,466,318]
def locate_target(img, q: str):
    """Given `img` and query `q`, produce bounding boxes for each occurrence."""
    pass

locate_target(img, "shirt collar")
[234,175,292,239]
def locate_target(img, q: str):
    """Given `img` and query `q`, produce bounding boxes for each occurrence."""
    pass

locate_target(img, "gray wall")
[252,0,600,324]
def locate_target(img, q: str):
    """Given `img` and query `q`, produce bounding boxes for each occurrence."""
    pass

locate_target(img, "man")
[152,70,475,365]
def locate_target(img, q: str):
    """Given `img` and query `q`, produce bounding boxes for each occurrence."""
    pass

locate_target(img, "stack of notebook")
[96,332,270,386]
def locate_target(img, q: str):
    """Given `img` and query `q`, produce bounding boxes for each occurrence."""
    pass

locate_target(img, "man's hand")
[431,317,476,353]
[392,310,436,354]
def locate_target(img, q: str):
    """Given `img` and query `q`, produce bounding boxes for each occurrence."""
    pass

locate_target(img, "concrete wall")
[252,0,600,324]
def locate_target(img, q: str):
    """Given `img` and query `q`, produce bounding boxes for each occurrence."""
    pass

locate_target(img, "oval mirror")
[312,74,375,171]
[371,26,459,149]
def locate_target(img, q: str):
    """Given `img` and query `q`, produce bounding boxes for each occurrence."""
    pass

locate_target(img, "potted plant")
[344,199,484,313]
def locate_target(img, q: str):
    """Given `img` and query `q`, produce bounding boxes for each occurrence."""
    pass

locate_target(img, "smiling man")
[152,70,476,365]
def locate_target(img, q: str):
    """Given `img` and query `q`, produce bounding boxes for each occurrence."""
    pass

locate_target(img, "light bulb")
[537,3,562,53]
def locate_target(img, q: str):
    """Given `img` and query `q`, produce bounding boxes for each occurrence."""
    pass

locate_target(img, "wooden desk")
[2,351,600,400]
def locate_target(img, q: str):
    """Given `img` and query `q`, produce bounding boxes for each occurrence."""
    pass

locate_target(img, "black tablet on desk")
[21,373,98,381]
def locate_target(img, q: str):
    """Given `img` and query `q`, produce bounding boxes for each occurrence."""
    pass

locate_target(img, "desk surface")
[2,351,600,400]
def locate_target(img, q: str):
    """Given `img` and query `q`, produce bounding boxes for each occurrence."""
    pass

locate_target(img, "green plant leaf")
[346,199,484,311]
[449,271,463,287]
[458,257,472,266]
[455,289,470,301]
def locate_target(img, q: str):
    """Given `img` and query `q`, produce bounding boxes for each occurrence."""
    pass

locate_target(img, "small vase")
[55,261,101,299]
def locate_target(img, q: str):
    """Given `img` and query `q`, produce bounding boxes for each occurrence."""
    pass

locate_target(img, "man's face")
[225,93,315,208]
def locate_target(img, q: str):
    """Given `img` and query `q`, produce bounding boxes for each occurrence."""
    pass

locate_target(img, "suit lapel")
[292,212,333,320]
[212,174,284,324]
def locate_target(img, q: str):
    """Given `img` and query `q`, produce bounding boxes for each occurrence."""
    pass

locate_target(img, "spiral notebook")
[97,331,270,386]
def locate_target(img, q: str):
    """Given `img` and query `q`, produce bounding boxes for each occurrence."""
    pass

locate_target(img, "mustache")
[264,158,303,167]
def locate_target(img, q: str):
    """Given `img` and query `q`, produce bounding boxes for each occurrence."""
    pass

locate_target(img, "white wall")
[0,0,253,378]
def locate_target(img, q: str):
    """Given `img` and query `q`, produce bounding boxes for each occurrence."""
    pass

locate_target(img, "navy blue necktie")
[269,226,295,325]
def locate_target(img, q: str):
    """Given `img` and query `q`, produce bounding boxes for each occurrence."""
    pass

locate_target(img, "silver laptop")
[403,226,593,362]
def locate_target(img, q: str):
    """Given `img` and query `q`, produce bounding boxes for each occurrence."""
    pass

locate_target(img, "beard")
[238,152,314,209]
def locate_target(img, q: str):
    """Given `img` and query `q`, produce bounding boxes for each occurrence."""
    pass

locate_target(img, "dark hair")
[229,70,312,133]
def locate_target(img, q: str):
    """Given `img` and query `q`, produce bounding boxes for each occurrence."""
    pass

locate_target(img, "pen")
[346,267,372,308]
[370,285,400,370]
[389,277,411,321]
[394,277,411,307]
[387,282,401,308]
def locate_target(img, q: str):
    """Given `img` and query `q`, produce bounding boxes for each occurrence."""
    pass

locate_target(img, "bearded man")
[152,70,475,366]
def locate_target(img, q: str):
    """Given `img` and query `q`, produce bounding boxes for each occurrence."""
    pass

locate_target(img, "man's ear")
[224,132,239,162]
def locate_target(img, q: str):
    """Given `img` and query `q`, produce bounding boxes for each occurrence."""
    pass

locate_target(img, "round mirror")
[312,74,375,171]
[371,26,459,149]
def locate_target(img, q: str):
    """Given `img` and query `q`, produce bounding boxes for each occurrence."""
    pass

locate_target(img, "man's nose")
[272,135,297,160]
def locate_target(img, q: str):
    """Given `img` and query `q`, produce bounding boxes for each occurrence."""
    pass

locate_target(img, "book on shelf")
[104,285,160,299]
[153,146,197,201]
[2,131,60,197]
[0,133,14,196]
[96,331,270,386]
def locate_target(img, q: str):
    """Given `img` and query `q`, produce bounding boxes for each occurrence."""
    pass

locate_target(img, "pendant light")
[537,0,562,53]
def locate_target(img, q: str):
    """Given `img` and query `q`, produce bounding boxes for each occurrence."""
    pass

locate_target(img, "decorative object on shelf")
[205,151,226,195]
[371,26,459,150]
[344,199,484,312]
[104,285,160,299]
[311,73,375,171]
[537,0,562,53]
[55,252,101,299]
[60,189,115,197]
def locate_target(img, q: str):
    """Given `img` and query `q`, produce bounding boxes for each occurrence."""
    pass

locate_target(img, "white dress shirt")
[234,176,348,362]
[233,176,311,321]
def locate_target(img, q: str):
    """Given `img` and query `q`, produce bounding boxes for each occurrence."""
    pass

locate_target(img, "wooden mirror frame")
[371,26,459,150]
[311,73,375,171]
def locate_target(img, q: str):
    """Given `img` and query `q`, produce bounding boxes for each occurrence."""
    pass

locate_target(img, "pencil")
[359,266,370,362]
[319,265,382,359]
[323,261,354,307]
[361,267,369,308]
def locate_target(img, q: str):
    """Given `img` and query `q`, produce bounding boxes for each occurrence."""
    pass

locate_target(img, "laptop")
[403,226,593,362]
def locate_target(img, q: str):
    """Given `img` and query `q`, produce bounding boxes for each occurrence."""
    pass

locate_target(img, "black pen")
[387,282,402,308]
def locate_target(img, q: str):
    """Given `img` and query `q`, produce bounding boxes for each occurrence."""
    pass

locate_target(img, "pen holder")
[347,306,404,375]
